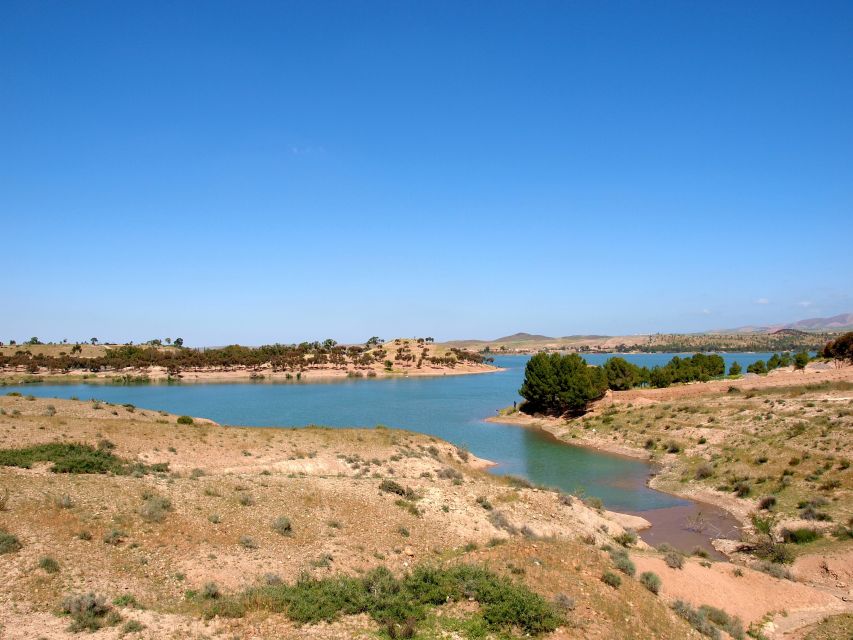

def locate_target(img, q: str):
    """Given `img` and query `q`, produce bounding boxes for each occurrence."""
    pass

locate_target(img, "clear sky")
[2,1,852,345]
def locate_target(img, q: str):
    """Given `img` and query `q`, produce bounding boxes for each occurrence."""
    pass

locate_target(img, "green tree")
[366,336,384,347]
[794,351,810,370]
[728,361,742,376]
[173,338,184,348]
[649,366,672,388]
[747,360,767,375]
[519,353,607,415]
[767,354,781,370]
[603,357,641,390]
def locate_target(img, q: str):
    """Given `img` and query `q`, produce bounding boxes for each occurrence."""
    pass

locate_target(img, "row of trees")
[745,351,809,375]
[0,339,485,375]
[2,337,182,348]
[519,344,830,416]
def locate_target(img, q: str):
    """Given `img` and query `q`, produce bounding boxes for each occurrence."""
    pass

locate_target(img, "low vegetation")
[202,564,561,635]
[0,442,167,475]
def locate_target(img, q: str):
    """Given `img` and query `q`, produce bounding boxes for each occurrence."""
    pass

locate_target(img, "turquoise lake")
[5,353,776,550]
[4,353,773,508]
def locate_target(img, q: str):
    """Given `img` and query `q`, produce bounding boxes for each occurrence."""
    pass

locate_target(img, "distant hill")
[717,313,853,334]
[492,332,554,342]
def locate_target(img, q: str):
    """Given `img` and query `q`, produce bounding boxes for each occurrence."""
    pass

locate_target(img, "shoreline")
[0,362,503,385]
[485,411,751,544]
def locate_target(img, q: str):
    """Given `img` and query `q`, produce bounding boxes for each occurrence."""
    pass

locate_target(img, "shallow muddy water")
[6,353,767,553]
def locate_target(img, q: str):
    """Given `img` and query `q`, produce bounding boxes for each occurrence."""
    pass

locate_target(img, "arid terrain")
[1,388,850,639]
[490,364,853,638]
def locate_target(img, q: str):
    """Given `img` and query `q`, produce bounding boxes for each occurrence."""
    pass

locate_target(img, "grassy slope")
[550,382,852,552]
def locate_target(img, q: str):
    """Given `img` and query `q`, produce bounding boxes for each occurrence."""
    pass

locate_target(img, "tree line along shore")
[0,337,493,381]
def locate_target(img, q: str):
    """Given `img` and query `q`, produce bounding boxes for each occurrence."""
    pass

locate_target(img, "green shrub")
[0,443,165,475]
[121,620,146,634]
[780,527,821,544]
[203,564,560,635]
[103,529,126,545]
[613,530,637,547]
[601,571,621,588]
[698,605,745,640]
[177,415,194,425]
[672,600,720,639]
[639,571,661,594]
[0,529,22,554]
[113,594,141,608]
[39,556,60,573]
[613,554,636,577]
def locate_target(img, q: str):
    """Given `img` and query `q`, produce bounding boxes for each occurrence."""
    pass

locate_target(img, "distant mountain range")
[441,314,852,350]
[715,313,853,334]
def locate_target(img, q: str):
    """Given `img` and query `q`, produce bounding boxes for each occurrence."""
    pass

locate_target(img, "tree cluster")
[519,353,608,415]
[822,332,853,364]
[0,338,485,376]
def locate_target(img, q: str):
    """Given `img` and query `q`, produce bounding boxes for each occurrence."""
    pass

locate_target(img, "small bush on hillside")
[639,571,661,594]
[379,479,411,498]
[39,556,60,573]
[103,529,126,545]
[758,562,794,580]
[758,496,776,510]
[488,510,518,535]
[476,496,493,510]
[202,582,221,599]
[0,529,22,554]
[664,551,684,569]
[698,605,745,640]
[612,553,636,577]
[781,527,821,544]
[139,495,172,523]
[239,536,258,549]
[613,530,637,547]
[272,516,293,536]
[672,600,720,639]
[177,415,194,425]
[694,464,714,480]
[61,592,120,632]
[601,571,621,588]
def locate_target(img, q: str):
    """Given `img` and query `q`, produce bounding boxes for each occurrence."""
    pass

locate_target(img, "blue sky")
[2,1,851,345]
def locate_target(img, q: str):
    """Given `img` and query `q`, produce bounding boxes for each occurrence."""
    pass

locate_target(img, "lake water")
[5,352,771,552]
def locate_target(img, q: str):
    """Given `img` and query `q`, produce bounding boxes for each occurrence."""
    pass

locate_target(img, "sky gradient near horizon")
[2,1,852,345]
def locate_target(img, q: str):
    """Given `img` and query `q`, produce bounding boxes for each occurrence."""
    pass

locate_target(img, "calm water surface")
[7,353,769,552]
